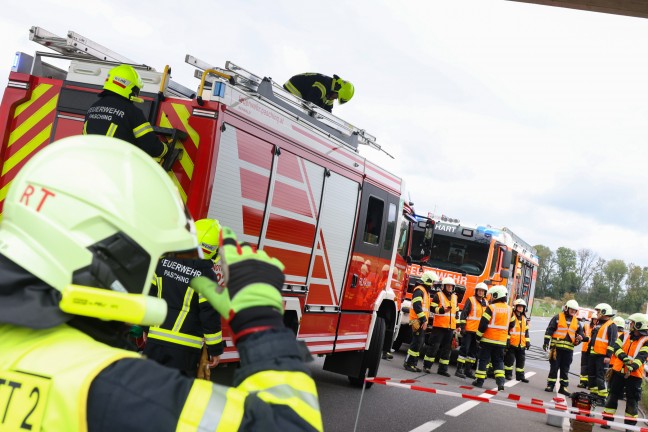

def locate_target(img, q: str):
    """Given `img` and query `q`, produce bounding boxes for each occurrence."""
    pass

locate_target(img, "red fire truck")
[0,27,433,386]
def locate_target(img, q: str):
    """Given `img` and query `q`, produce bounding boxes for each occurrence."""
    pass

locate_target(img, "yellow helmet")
[334,76,354,104]
[103,64,144,103]
[195,218,221,260]
[420,271,440,286]
[0,135,198,325]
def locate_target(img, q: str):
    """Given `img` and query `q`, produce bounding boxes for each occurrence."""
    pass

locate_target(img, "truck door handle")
[351,274,359,288]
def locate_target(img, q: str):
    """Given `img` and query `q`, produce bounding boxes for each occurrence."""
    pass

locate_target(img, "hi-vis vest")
[465,296,485,333]
[482,303,512,345]
[611,335,648,378]
[0,323,139,432]
[582,322,592,353]
[434,292,457,329]
[409,286,430,322]
[552,312,578,349]
[509,314,528,347]
[591,319,613,355]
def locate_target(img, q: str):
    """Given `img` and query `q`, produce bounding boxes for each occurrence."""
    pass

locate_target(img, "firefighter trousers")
[475,342,505,385]
[405,327,425,366]
[504,346,526,379]
[424,328,453,371]
[547,348,572,390]
[602,371,642,427]
[579,351,590,385]
[458,331,478,368]
[587,354,608,397]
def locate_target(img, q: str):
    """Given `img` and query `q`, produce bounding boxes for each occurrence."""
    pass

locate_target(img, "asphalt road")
[309,317,587,432]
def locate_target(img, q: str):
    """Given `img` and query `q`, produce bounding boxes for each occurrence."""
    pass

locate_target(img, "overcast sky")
[2,0,648,265]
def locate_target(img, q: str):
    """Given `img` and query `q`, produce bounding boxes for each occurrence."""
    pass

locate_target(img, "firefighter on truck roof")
[403,271,438,372]
[0,135,322,432]
[143,219,224,378]
[455,282,488,379]
[283,73,354,113]
[83,64,169,159]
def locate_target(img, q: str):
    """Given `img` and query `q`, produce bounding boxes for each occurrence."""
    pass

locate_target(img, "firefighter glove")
[542,342,549,352]
[622,355,633,366]
[191,226,285,318]
[526,341,531,350]
[437,306,446,314]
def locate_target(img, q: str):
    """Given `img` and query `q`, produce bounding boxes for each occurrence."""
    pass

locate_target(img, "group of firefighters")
[400,271,648,429]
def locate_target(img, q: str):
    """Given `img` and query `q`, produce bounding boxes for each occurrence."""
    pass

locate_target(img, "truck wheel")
[348,317,385,389]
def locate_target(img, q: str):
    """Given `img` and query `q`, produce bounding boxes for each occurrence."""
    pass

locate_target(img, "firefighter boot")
[558,386,571,397]
[465,365,476,379]
[516,372,529,383]
[496,377,505,392]
[455,363,466,379]
[437,365,450,377]
[544,384,554,392]
[472,379,484,388]
[505,371,513,381]
[404,362,421,373]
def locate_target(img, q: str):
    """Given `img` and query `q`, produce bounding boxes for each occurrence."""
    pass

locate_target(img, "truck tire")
[348,317,385,389]
[392,324,411,352]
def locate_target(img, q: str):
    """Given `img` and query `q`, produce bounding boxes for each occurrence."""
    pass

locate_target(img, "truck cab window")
[363,196,384,245]
[383,203,397,251]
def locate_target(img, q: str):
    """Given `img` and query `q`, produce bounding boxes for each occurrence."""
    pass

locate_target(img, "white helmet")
[628,313,648,332]
[421,271,440,286]
[564,299,579,311]
[595,303,614,316]
[612,316,626,328]
[442,277,455,286]
[590,312,598,321]
[475,282,488,293]
[513,298,527,308]
[0,136,198,325]
[489,285,507,301]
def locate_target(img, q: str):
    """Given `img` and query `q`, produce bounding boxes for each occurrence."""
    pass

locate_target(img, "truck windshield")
[411,230,490,276]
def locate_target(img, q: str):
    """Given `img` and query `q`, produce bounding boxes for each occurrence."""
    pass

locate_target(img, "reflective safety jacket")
[590,319,617,356]
[83,91,168,158]
[477,302,512,346]
[460,295,487,333]
[283,73,336,112]
[431,291,457,329]
[409,286,430,323]
[582,321,592,353]
[611,334,648,378]
[147,257,223,357]
[544,312,584,351]
[509,314,529,348]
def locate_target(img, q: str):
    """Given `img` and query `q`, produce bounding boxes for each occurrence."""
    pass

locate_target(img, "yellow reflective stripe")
[238,370,322,431]
[172,103,200,149]
[215,388,246,432]
[8,93,58,148]
[204,331,222,345]
[14,83,52,117]
[2,125,52,176]
[159,112,193,179]
[106,123,117,137]
[176,380,227,432]
[0,180,13,203]
[411,298,422,304]
[313,82,327,101]
[133,122,154,138]
[284,81,302,97]
[83,121,87,134]
[147,327,203,348]
[172,287,194,332]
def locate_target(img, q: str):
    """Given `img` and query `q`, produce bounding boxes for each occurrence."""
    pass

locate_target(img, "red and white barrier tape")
[367,377,648,432]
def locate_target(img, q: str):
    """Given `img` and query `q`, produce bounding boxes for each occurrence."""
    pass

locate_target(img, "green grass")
[531,298,562,317]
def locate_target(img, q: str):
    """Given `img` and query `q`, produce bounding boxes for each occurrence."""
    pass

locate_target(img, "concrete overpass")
[510,1,648,19]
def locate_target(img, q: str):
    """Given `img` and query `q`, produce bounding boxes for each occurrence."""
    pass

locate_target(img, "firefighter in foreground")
[587,302,618,403]
[472,285,511,391]
[601,313,648,430]
[403,271,438,372]
[423,277,458,376]
[283,73,354,112]
[577,312,598,388]
[143,219,224,377]
[455,282,488,379]
[543,299,587,396]
[504,298,530,382]
[0,135,322,431]
[83,64,168,158]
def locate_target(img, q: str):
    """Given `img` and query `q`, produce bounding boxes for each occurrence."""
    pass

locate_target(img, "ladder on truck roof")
[22,26,194,98]
[186,54,392,157]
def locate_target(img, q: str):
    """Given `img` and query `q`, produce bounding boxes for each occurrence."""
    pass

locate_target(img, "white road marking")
[408,419,446,432]
[444,372,537,417]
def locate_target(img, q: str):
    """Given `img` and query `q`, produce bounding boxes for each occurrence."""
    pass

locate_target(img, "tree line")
[534,245,648,315]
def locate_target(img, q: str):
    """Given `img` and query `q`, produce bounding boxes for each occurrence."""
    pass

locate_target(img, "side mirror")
[351,274,359,288]
[500,269,510,279]
[502,250,512,268]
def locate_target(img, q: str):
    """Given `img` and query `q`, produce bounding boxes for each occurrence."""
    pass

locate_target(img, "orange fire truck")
[393,214,538,350]
[0,27,433,386]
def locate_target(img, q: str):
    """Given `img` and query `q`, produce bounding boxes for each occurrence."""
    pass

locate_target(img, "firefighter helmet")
[0,135,198,325]
[475,282,488,294]
[564,299,579,311]
[612,316,626,328]
[490,285,507,301]
[334,76,354,104]
[442,277,455,286]
[514,298,527,309]
[628,313,648,332]
[595,303,614,316]
[195,218,221,260]
[103,64,144,103]
[590,312,598,321]
[421,271,440,286]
